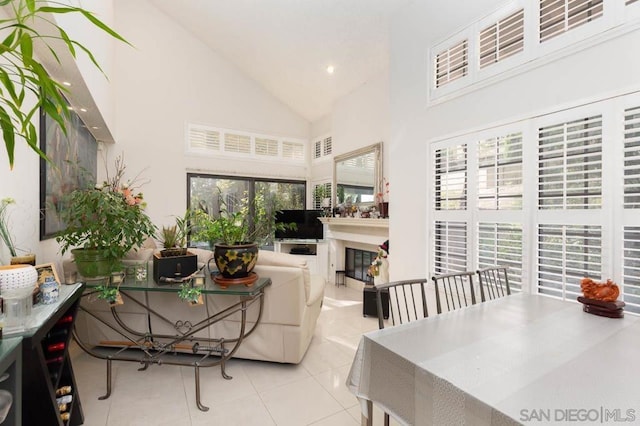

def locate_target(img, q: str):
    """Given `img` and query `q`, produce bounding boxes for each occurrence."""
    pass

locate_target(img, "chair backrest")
[432,271,476,314]
[375,279,429,329]
[476,266,511,302]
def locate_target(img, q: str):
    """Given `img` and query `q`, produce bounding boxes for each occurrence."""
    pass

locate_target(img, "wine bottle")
[46,356,64,364]
[58,403,68,412]
[56,394,72,405]
[56,315,73,325]
[60,412,70,421]
[56,386,72,396]
[46,328,68,340]
[46,342,66,352]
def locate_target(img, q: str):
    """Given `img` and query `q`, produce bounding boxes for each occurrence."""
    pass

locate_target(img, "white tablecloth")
[347,293,640,425]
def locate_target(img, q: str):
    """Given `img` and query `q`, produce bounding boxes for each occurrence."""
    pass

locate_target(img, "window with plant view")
[187,174,305,248]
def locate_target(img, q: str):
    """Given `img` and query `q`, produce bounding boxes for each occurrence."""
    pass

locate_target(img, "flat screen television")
[275,210,324,240]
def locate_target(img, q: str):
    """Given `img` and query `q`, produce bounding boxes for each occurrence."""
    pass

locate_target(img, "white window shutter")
[623,227,640,314]
[314,140,322,159]
[478,223,523,291]
[624,106,640,208]
[537,224,602,299]
[538,115,602,209]
[435,39,468,88]
[434,221,468,274]
[188,126,220,152]
[477,133,523,210]
[435,144,467,210]
[479,9,524,69]
[255,137,278,157]
[323,137,332,156]
[282,141,305,161]
[539,0,603,43]
[224,133,251,154]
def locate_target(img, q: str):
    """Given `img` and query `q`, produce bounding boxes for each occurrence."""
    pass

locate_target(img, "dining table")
[346,292,640,425]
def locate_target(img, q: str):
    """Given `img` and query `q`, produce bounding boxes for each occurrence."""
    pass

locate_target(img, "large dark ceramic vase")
[71,248,114,278]
[212,243,259,286]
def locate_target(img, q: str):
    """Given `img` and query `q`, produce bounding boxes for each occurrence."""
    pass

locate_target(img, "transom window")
[479,9,524,68]
[435,40,468,88]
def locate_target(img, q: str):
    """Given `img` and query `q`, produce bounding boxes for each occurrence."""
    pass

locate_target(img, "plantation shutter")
[323,137,332,156]
[282,141,305,161]
[313,182,332,209]
[478,223,523,291]
[314,140,322,159]
[435,145,467,210]
[435,39,468,88]
[477,133,523,210]
[434,221,467,274]
[224,133,251,154]
[255,137,279,157]
[538,115,602,209]
[188,126,220,152]
[539,0,603,43]
[624,106,640,208]
[537,224,602,298]
[623,227,640,314]
[479,9,525,68]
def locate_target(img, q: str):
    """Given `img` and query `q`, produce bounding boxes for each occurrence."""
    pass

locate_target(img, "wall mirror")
[333,142,382,207]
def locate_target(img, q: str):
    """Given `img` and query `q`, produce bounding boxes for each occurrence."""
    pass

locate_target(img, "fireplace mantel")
[320,217,389,288]
[319,217,389,229]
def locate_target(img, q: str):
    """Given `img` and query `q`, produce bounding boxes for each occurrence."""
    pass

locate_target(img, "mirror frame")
[333,142,383,207]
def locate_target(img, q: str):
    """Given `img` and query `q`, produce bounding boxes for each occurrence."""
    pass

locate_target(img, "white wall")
[389,1,640,280]
[111,0,310,228]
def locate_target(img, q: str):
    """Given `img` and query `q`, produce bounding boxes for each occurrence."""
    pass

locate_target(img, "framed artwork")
[34,263,60,286]
[39,103,97,239]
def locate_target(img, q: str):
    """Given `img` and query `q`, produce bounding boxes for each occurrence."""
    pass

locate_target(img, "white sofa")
[73,249,326,364]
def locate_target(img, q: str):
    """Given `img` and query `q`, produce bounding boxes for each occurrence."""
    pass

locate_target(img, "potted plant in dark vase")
[56,157,157,279]
[153,211,198,283]
[191,192,294,288]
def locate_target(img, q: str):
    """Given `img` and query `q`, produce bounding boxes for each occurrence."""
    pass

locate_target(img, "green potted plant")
[177,282,203,306]
[191,192,294,287]
[56,156,157,278]
[153,210,198,283]
[0,197,36,265]
[0,0,129,170]
[95,283,123,307]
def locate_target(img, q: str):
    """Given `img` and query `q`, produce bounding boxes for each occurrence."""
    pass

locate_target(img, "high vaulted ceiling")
[148,0,414,122]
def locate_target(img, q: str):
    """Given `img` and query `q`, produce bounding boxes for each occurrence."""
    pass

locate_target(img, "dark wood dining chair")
[432,271,477,314]
[476,266,511,302]
[374,279,429,426]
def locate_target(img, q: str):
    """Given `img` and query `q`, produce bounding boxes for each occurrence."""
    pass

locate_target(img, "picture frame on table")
[34,263,60,286]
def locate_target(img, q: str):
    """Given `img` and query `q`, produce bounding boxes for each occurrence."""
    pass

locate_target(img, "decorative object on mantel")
[368,240,389,286]
[578,277,625,318]
[376,178,389,218]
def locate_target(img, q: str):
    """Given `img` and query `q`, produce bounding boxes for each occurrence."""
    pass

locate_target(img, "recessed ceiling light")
[80,108,87,112]
[67,106,74,111]
[326,65,335,74]
[62,81,71,86]
[91,126,100,130]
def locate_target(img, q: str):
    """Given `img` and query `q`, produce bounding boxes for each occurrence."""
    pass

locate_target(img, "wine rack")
[20,284,84,426]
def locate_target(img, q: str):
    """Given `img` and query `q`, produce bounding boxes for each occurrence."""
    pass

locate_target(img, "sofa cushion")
[258,250,307,268]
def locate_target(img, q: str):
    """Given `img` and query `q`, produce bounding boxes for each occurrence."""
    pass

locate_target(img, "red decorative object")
[580,277,620,302]
[579,277,624,318]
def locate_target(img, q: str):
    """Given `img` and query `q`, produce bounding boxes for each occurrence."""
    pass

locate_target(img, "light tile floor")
[70,284,400,426]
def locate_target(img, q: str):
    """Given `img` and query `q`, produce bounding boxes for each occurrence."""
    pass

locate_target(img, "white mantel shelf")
[319,217,389,228]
